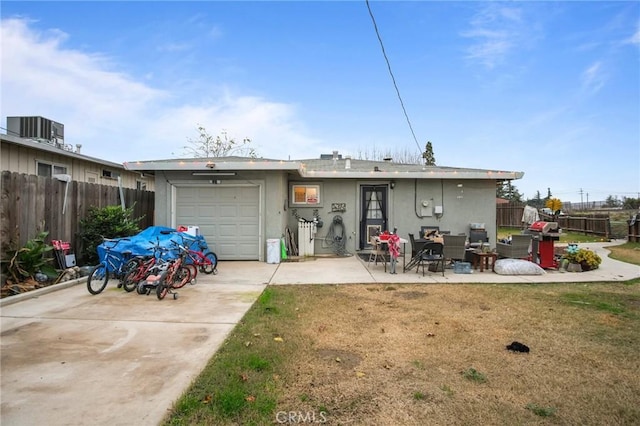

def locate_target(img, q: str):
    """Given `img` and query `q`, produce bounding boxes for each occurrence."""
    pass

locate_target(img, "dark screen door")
[359,185,388,249]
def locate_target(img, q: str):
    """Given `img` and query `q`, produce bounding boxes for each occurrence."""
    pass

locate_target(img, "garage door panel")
[238,243,259,257]
[239,224,258,237]
[218,224,238,237]
[176,186,259,260]
[239,205,259,217]
[219,205,238,217]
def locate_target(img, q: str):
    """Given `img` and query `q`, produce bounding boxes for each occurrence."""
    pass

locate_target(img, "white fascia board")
[298,169,525,180]
[124,159,302,172]
[122,158,524,181]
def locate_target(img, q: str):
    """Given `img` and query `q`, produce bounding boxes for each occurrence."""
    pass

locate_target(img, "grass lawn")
[163,238,640,425]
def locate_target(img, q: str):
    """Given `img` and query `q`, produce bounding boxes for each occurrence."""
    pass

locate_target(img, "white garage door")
[176,186,260,260]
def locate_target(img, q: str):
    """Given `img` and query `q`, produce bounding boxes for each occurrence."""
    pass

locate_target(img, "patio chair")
[443,234,467,266]
[416,242,445,277]
[468,229,489,249]
[496,234,532,259]
[367,237,387,272]
[408,233,427,258]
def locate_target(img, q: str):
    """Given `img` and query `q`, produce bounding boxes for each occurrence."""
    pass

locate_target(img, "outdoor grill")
[527,221,560,269]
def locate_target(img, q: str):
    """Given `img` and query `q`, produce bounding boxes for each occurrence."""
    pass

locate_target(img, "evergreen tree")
[422,141,436,165]
[497,181,523,202]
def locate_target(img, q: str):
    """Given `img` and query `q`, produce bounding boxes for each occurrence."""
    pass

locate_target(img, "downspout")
[414,179,424,218]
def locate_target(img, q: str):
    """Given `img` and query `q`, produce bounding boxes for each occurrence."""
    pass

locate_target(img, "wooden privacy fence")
[497,204,612,238]
[1,171,154,265]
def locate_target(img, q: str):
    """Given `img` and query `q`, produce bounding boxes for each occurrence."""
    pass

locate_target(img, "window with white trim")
[291,184,321,206]
[36,161,67,177]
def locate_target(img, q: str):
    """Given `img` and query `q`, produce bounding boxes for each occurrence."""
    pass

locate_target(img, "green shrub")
[1,231,57,283]
[79,205,142,265]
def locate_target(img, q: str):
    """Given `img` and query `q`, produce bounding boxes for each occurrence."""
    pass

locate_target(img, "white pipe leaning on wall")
[118,176,126,210]
[53,174,72,214]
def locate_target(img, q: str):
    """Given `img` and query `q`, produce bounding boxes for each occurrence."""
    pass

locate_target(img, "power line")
[365,0,422,156]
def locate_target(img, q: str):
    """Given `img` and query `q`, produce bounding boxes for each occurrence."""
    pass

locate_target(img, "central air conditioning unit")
[7,116,65,142]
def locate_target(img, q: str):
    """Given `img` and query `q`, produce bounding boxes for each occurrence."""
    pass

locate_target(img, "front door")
[359,185,389,249]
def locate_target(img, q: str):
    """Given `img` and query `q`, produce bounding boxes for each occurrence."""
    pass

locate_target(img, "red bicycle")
[180,235,218,277]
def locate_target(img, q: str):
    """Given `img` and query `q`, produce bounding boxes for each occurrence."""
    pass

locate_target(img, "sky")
[1,1,639,204]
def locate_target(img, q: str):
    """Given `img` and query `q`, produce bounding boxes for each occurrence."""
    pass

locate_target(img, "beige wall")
[1,141,152,190]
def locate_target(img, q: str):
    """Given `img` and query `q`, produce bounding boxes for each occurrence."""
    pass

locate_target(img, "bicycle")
[87,238,137,295]
[123,239,171,293]
[181,235,218,276]
[156,242,193,300]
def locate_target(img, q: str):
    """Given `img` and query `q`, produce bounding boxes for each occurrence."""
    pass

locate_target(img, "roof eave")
[123,159,301,172]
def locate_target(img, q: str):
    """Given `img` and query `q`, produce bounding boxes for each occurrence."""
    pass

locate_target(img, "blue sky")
[1,1,638,204]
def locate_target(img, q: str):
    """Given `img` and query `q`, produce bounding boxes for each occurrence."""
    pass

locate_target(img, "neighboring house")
[1,116,153,191]
[124,153,524,261]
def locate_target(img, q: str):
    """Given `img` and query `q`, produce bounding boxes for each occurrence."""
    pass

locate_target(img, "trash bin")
[266,239,281,264]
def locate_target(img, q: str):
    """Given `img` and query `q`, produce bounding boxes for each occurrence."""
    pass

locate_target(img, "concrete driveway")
[0,262,275,426]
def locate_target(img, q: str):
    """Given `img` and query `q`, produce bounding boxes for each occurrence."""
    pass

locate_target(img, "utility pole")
[579,188,584,210]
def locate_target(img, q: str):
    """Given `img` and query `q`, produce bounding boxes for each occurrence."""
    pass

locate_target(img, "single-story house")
[124,153,523,262]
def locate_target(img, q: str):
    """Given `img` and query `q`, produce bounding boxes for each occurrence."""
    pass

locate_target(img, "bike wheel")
[156,272,169,300]
[184,264,198,284]
[172,266,192,289]
[200,252,218,274]
[87,264,109,295]
[121,259,141,292]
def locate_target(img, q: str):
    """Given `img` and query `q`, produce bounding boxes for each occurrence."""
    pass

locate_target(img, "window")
[291,184,321,205]
[102,169,120,179]
[366,190,384,219]
[36,161,67,177]
[136,180,147,190]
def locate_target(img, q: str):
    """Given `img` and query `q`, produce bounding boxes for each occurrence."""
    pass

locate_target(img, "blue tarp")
[96,226,210,266]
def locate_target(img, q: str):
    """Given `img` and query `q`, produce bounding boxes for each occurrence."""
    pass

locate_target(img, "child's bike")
[87,238,137,295]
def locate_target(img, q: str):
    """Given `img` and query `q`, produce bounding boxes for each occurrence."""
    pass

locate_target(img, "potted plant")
[564,244,602,272]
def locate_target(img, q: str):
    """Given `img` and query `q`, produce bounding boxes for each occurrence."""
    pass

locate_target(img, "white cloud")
[1,17,321,163]
[581,61,606,94]
[461,3,533,70]
[626,27,640,45]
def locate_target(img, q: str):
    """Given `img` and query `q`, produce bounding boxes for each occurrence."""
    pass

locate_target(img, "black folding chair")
[416,242,445,277]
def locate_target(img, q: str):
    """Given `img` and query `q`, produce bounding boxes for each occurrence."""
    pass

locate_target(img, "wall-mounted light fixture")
[390,181,396,189]
[206,162,215,169]
[192,172,237,176]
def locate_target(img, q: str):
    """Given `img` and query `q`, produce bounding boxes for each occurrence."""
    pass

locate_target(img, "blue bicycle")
[87,238,136,295]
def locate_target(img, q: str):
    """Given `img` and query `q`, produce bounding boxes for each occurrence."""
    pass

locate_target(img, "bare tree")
[182,125,257,158]
[355,145,423,164]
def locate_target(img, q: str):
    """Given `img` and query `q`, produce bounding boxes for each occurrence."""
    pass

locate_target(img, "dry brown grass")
[608,242,640,266]
[275,283,640,425]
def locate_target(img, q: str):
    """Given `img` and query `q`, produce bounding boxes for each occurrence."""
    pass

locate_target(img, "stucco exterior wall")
[153,171,498,258]
[287,178,497,255]
[391,178,497,245]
